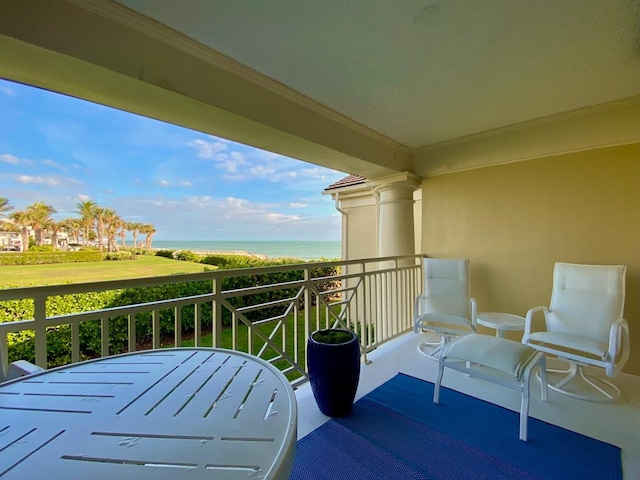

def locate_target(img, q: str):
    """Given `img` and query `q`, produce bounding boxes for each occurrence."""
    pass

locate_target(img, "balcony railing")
[0,254,424,387]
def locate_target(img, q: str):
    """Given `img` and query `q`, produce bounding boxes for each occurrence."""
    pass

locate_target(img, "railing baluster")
[33,295,47,368]
[71,322,80,363]
[128,314,136,352]
[101,317,109,357]
[152,309,160,349]
[212,278,222,348]
[0,334,9,378]
[194,303,202,347]
[231,311,238,351]
[304,267,311,343]
[174,306,182,347]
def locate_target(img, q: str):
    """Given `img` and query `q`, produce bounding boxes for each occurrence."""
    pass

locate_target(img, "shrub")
[3,258,342,367]
[0,251,104,266]
[103,251,136,261]
[173,250,200,262]
[155,249,175,258]
[30,245,55,253]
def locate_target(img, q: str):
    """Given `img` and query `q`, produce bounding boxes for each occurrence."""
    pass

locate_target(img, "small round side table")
[477,312,526,339]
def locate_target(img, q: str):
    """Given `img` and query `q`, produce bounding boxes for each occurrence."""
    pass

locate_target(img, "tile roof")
[324,174,367,191]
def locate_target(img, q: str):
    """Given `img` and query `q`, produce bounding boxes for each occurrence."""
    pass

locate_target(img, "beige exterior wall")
[421,143,640,374]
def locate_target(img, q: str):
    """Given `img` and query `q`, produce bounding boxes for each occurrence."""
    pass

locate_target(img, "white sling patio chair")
[413,258,477,359]
[522,262,629,402]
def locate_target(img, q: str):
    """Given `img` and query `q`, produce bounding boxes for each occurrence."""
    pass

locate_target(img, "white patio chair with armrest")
[413,258,477,359]
[522,262,629,402]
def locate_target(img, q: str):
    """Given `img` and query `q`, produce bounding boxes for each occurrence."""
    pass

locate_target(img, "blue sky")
[0,79,345,241]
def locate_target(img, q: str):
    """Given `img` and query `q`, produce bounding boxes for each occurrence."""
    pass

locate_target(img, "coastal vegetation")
[0,197,156,252]
[1,252,340,373]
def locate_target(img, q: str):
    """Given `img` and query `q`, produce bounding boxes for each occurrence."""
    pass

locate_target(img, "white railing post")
[194,303,202,347]
[128,314,137,352]
[304,267,311,350]
[152,310,160,349]
[212,278,222,348]
[174,307,182,347]
[101,318,109,357]
[71,323,80,362]
[0,335,9,378]
[33,294,47,368]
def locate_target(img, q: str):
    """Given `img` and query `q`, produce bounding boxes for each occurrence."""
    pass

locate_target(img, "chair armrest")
[6,360,44,381]
[469,298,477,331]
[606,318,630,377]
[523,306,548,342]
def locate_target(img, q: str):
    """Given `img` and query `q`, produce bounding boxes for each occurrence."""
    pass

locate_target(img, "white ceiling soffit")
[114,0,640,149]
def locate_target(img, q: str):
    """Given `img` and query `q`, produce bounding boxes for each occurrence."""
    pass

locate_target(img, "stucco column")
[374,174,421,260]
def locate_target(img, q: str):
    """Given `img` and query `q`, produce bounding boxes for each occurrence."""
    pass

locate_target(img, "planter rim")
[309,328,358,346]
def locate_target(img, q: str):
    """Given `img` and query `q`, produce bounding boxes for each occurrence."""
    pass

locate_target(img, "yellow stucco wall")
[421,143,640,375]
[345,204,378,260]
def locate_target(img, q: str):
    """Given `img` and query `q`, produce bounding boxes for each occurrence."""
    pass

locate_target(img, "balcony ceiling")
[1,0,639,178]
[114,0,640,149]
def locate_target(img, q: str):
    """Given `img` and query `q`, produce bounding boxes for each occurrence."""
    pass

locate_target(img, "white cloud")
[40,159,59,167]
[189,138,229,159]
[1,154,62,168]
[1,154,25,164]
[265,212,302,223]
[290,202,308,208]
[103,193,340,241]
[0,85,15,97]
[76,194,92,202]
[157,179,192,187]
[16,175,60,186]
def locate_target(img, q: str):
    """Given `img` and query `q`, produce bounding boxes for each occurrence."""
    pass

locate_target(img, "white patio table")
[0,348,297,480]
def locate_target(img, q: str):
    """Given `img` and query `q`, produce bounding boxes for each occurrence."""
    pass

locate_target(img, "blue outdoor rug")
[290,373,622,480]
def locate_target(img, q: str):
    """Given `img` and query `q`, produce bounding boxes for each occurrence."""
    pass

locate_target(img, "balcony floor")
[295,332,640,477]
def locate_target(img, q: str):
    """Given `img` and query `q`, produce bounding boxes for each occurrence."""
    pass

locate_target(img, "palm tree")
[0,198,14,242]
[75,200,97,246]
[63,217,82,244]
[103,209,121,252]
[44,219,65,250]
[9,210,31,252]
[131,222,143,249]
[140,224,156,251]
[94,207,109,251]
[119,222,129,247]
[25,201,56,246]
[0,197,14,219]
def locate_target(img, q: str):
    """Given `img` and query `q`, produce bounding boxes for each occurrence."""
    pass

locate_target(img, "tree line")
[0,197,156,252]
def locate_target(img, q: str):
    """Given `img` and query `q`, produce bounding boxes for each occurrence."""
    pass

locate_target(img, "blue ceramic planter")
[307,328,361,417]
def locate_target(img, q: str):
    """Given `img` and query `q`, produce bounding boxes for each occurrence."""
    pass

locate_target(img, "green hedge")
[2,257,340,367]
[0,251,104,266]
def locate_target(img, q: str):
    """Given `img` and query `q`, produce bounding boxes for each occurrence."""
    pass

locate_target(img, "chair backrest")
[548,263,626,343]
[422,258,471,319]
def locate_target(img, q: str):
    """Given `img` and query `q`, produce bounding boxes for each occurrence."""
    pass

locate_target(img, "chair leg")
[539,355,548,402]
[433,359,445,404]
[519,367,531,442]
[418,336,445,360]
[537,358,620,402]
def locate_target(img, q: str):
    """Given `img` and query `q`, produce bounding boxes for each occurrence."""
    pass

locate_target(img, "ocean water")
[152,240,341,261]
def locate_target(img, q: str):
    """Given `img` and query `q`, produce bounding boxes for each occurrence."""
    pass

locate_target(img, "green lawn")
[0,255,207,287]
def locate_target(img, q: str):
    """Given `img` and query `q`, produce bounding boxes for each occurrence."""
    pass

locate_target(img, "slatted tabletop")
[0,348,297,479]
